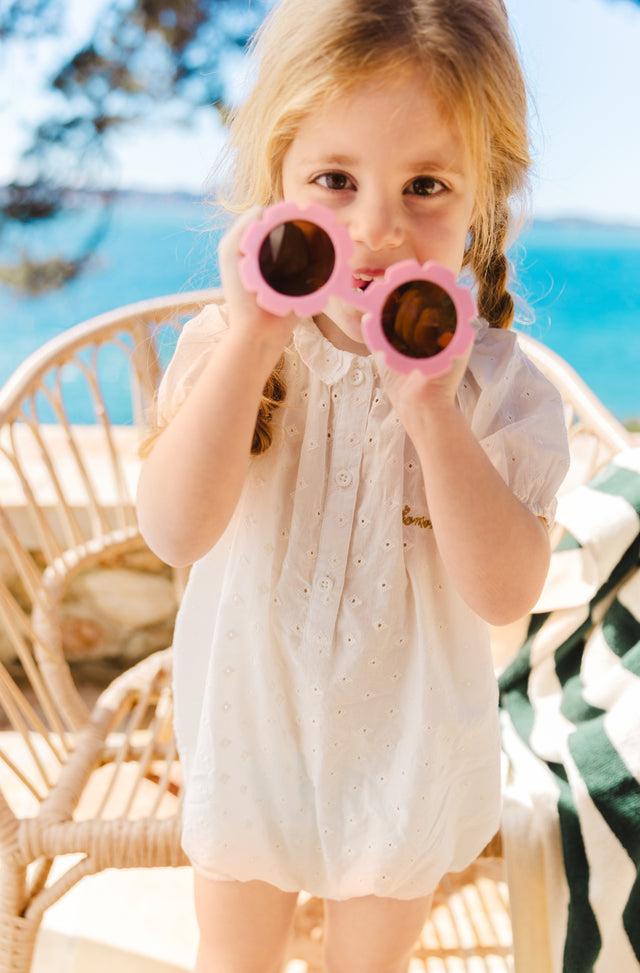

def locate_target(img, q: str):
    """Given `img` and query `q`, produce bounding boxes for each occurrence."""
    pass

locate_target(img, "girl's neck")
[313,313,370,356]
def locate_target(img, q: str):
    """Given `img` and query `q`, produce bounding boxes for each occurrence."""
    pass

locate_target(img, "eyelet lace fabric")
[158,304,569,899]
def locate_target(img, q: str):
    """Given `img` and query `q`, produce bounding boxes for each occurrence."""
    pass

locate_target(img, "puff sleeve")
[155,299,230,428]
[457,325,570,527]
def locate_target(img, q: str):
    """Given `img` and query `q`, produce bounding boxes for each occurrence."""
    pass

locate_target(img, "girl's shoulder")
[461,320,569,447]
[466,322,553,397]
[470,320,518,363]
[177,296,230,342]
[463,322,570,527]
[155,298,230,426]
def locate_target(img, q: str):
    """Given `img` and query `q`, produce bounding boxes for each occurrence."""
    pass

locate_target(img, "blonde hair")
[216,0,531,452]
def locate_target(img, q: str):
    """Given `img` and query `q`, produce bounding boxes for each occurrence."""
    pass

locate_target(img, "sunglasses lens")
[258,219,335,297]
[382,280,457,359]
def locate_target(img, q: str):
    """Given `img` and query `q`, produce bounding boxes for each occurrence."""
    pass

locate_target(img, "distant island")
[2,185,639,234]
[0,185,207,210]
[96,188,208,206]
[531,215,640,235]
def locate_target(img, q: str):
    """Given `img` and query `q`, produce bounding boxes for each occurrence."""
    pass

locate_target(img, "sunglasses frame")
[239,201,477,376]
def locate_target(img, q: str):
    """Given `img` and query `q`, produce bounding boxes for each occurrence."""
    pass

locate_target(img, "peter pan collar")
[293,316,374,385]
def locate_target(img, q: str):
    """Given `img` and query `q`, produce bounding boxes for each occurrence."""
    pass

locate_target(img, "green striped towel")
[499,447,640,972]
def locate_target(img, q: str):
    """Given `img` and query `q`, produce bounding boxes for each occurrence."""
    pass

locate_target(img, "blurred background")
[1,0,639,424]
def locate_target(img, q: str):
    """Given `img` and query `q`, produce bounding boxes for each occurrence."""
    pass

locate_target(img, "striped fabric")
[499,447,640,972]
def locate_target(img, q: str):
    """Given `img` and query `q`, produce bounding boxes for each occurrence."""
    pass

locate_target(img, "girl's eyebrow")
[302,153,357,168]
[303,152,464,178]
[410,158,465,177]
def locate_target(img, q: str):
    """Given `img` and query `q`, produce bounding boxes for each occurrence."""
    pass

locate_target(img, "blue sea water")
[1,197,639,422]
[514,220,640,423]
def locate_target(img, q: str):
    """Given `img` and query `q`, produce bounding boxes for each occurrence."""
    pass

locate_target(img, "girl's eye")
[406,176,447,197]
[314,172,354,192]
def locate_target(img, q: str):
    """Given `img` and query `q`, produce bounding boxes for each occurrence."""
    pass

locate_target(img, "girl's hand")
[374,334,474,438]
[218,207,298,359]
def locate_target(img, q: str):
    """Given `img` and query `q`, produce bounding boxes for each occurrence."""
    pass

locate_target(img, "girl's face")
[281,74,477,355]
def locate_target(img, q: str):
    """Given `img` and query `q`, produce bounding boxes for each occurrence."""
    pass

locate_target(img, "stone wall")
[0,423,183,681]
[0,536,181,678]
[60,548,179,667]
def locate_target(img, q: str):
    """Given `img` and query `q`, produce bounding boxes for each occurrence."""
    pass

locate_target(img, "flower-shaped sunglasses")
[239,202,476,376]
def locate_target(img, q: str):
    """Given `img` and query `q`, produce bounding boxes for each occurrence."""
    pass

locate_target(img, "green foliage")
[0,0,271,293]
[0,0,65,40]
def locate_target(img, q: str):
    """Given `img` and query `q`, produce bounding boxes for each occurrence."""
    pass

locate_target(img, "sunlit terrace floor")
[31,861,513,973]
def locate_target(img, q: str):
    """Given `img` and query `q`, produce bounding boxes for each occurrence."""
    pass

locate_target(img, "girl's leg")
[323,893,433,973]
[193,871,299,973]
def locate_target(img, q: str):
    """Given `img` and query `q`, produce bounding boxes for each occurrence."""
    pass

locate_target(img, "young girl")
[137,1,570,970]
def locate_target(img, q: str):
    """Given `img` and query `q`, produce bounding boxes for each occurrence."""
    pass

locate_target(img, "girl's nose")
[348,196,404,252]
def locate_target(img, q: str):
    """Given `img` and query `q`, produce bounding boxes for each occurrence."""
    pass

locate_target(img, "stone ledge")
[1,424,143,550]
[1,425,179,667]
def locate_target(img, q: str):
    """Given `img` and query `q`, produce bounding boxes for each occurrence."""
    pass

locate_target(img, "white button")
[317,575,334,592]
[351,368,364,386]
[335,470,353,488]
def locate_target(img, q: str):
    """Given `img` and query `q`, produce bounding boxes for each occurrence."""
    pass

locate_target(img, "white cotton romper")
[157,297,570,901]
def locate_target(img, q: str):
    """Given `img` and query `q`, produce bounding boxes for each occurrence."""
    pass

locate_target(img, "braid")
[467,199,515,331]
[477,248,514,331]
[251,355,287,454]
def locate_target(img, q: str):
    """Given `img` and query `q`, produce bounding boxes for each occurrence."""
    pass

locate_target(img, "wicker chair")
[0,292,217,972]
[0,293,632,973]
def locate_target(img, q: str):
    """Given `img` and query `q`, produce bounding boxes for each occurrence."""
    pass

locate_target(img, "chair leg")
[502,801,557,973]
[0,864,41,973]
[0,912,41,973]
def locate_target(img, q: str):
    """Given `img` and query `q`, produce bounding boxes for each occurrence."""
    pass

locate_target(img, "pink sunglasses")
[239,202,476,376]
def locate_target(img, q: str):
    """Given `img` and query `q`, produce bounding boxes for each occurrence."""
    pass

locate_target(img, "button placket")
[272,377,331,629]
[303,362,374,647]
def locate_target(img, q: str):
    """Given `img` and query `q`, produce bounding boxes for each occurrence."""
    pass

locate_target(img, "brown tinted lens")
[382,280,457,358]
[258,219,335,296]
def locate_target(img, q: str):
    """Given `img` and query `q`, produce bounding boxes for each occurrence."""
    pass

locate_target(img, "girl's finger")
[219,205,264,263]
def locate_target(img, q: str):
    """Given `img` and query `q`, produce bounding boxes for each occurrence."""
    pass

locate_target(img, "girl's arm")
[136,211,295,568]
[380,356,550,627]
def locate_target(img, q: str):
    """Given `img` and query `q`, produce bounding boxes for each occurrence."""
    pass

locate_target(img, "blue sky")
[2,0,640,225]
[506,0,640,224]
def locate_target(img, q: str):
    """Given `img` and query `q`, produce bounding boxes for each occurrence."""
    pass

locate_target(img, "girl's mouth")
[352,272,378,293]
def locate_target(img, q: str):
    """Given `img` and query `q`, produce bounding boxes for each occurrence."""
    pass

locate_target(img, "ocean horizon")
[1,192,639,423]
